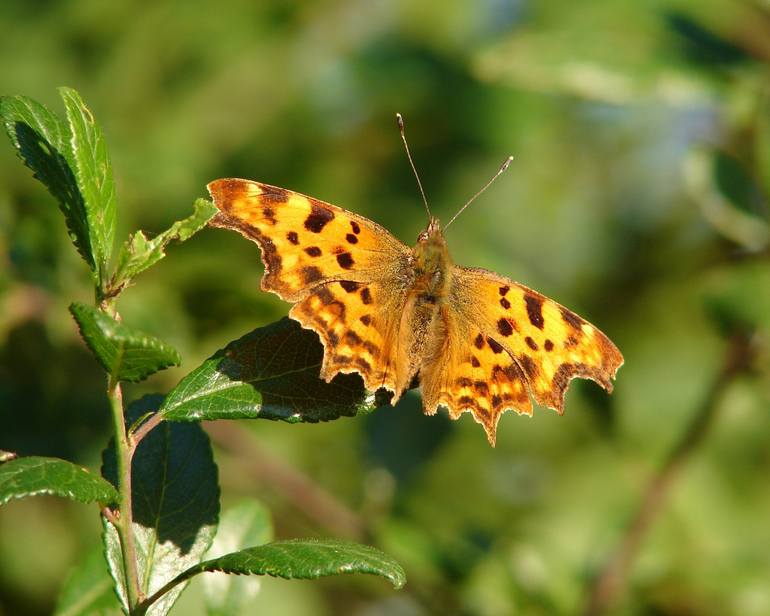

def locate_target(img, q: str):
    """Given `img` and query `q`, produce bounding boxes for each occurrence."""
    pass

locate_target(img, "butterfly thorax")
[411,218,452,304]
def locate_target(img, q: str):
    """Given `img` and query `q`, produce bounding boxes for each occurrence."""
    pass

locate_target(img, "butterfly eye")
[417,231,429,242]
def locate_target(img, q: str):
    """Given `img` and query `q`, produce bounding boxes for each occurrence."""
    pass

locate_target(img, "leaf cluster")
[0,89,403,615]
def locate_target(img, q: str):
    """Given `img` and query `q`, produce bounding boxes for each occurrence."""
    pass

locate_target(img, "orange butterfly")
[208,118,623,445]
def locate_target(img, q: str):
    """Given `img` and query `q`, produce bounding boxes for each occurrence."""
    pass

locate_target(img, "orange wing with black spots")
[208,178,413,393]
[209,176,623,446]
[420,303,533,445]
[443,266,623,431]
[208,179,410,301]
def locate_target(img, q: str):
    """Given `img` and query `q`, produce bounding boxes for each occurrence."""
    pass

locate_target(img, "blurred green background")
[1,0,769,614]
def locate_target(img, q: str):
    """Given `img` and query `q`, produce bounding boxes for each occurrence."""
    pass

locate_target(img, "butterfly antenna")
[396,113,432,220]
[444,155,514,229]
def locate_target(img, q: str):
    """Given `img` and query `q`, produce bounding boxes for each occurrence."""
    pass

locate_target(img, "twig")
[205,421,366,539]
[107,376,143,609]
[130,412,164,448]
[582,334,753,615]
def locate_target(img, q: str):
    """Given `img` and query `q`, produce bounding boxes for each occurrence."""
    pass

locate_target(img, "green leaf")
[69,302,181,383]
[54,545,122,616]
[202,500,273,616]
[102,396,220,616]
[59,87,117,283]
[0,95,95,270]
[110,198,218,294]
[0,456,117,506]
[684,148,770,251]
[159,317,391,423]
[153,539,405,606]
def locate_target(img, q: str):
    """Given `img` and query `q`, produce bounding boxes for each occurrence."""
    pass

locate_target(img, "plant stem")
[108,376,142,610]
[582,333,753,615]
[130,412,164,448]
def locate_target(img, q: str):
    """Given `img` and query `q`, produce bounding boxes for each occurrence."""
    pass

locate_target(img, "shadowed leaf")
[159,317,391,423]
[0,95,95,270]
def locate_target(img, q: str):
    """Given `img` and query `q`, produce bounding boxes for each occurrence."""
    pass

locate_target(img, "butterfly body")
[209,178,623,445]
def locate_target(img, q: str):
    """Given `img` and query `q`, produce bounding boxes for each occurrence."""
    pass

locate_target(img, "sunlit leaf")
[144,538,405,611]
[70,302,181,383]
[111,198,218,294]
[59,87,117,284]
[0,456,117,507]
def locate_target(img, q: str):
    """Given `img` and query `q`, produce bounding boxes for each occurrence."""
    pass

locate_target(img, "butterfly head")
[413,217,451,294]
[417,217,443,243]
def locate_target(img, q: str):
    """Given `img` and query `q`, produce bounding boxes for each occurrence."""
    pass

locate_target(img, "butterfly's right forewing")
[208,178,414,393]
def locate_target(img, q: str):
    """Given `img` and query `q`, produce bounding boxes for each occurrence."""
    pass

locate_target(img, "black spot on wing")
[487,338,504,354]
[304,204,335,233]
[497,318,513,337]
[302,266,323,284]
[339,280,360,292]
[336,252,354,269]
[304,246,322,257]
[286,231,299,245]
[561,308,583,330]
[519,355,539,379]
[525,294,544,329]
[262,207,276,225]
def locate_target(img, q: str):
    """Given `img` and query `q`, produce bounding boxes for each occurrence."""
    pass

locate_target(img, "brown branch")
[204,421,366,539]
[582,334,754,616]
[130,412,164,448]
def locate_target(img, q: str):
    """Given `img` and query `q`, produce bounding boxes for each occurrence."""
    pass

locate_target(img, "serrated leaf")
[0,95,95,270]
[110,199,218,293]
[69,302,181,382]
[0,456,117,506]
[151,539,405,606]
[202,500,273,616]
[102,396,220,616]
[159,317,391,423]
[54,545,122,616]
[59,87,117,283]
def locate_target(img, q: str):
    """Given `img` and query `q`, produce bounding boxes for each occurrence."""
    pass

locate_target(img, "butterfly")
[208,124,623,446]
